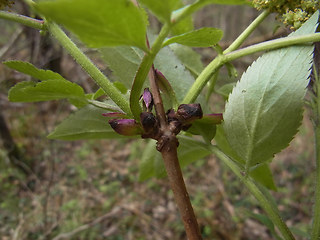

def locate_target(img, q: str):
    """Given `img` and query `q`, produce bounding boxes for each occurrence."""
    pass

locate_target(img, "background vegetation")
[0,1,315,239]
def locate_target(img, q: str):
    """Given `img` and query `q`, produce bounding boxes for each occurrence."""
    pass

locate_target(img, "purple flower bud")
[102,112,126,118]
[108,119,142,136]
[141,88,153,112]
[177,103,203,123]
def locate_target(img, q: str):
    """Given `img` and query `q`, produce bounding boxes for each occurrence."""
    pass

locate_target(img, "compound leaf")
[36,0,148,50]
[223,12,318,173]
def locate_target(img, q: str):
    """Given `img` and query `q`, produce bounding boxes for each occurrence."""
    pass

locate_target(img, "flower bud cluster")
[104,88,222,142]
[252,0,319,29]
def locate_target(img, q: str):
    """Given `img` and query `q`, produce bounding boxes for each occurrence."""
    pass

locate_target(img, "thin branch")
[159,141,202,240]
[148,66,202,240]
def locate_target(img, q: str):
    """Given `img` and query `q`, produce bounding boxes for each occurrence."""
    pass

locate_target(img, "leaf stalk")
[130,23,171,119]
[46,22,132,115]
[184,32,320,103]
[0,10,44,30]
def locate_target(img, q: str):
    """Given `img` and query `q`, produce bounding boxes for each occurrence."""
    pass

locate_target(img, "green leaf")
[154,46,197,103]
[139,136,211,180]
[48,105,128,140]
[215,126,277,190]
[99,46,143,89]
[215,125,244,164]
[215,83,235,100]
[87,99,122,112]
[250,163,277,191]
[138,0,181,23]
[92,88,106,100]
[186,121,216,143]
[113,81,128,94]
[9,79,86,102]
[163,27,223,47]
[223,12,318,173]
[36,0,148,50]
[170,44,204,76]
[139,140,158,181]
[3,61,65,81]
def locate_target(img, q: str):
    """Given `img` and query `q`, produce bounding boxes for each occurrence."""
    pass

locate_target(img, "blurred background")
[0,1,315,239]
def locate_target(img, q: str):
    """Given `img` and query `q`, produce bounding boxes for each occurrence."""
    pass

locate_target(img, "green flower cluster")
[252,0,320,29]
[0,0,14,10]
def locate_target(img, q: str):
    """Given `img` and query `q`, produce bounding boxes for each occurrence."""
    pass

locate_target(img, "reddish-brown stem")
[148,67,202,240]
[160,131,202,240]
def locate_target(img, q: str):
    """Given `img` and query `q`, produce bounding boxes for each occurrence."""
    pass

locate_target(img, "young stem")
[149,67,202,240]
[0,10,44,30]
[311,74,320,240]
[223,10,270,54]
[46,22,131,115]
[160,139,202,240]
[183,32,320,103]
[210,146,295,240]
[225,33,320,62]
[130,23,171,119]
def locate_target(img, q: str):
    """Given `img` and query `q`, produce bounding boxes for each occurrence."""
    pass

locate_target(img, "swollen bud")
[141,88,153,112]
[108,119,142,136]
[140,112,159,138]
[177,104,203,123]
